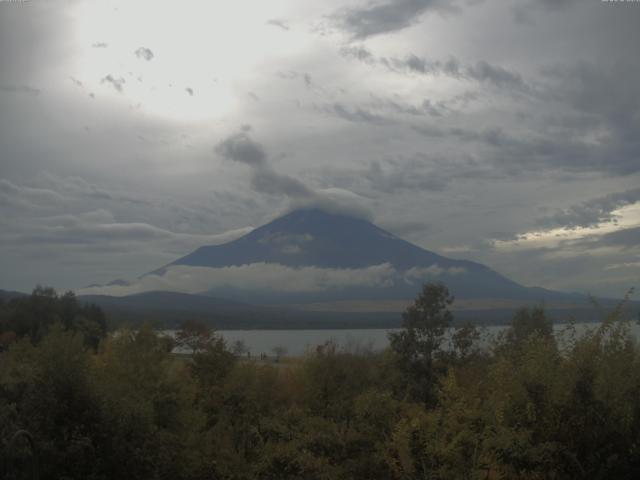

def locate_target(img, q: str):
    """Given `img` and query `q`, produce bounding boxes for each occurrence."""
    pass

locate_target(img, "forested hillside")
[2,285,640,479]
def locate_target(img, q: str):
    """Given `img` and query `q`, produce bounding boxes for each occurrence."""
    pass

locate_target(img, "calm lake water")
[166,322,640,357]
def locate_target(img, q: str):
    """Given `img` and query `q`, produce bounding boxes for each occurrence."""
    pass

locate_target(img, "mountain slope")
[149,209,570,303]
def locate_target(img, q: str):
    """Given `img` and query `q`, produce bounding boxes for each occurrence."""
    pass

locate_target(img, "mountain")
[0,289,29,301]
[147,208,581,305]
[75,208,639,326]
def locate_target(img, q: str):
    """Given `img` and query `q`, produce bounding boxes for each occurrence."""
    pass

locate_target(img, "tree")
[389,282,454,406]
[175,319,214,355]
[451,321,481,362]
[191,336,236,389]
[272,345,288,362]
[0,286,107,349]
[232,339,248,356]
[507,305,553,346]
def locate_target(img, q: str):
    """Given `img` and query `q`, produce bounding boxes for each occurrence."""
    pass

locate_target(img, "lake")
[166,321,640,357]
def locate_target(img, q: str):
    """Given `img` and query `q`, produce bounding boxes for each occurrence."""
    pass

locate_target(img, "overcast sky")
[1,0,639,296]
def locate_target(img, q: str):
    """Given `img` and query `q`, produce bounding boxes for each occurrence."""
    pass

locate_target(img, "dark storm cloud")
[215,131,268,167]
[134,47,154,61]
[333,0,457,39]
[536,188,640,230]
[215,129,373,219]
[410,90,639,177]
[216,129,312,197]
[466,61,528,92]
[537,62,640,174]
[345,47,531,94]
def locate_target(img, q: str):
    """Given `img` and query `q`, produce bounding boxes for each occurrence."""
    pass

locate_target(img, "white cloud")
[403,264,466,284]
[77,262,398,296]
[493,203,640,252]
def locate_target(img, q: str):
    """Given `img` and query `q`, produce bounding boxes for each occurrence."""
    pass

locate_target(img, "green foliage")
[508,305,554,346]
[175,319,215,355]
[388,282,454,405]
[450,321,482,362]
[0,286,107,349]
[2,284,640,479]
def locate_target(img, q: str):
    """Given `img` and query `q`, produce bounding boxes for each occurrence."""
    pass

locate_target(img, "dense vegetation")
[2,284,640,479]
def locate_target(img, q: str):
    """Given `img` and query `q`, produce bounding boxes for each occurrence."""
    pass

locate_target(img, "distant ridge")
[0,289,28,301]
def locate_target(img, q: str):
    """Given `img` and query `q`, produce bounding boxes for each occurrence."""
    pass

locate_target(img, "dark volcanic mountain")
[75,208,624,327]
[151,208,572,304]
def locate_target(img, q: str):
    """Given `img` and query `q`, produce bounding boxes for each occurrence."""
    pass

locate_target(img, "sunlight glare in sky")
[70,0,306,121]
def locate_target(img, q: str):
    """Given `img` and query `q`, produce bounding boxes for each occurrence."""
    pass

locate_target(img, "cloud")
[379,97,446,117]
[536,188,640,230]
[0,178,67,211]
[288,188,375,222]
[513,0,580,23]
[340,45,375,63]
[276,70,314,89]
[216,130,267,167]
[78,262,398,296]
[605,260,640,271]
[251,169,314,198]
[583,226,640,250]
[0,175,255,254]
[332,0,456,39]
[39,174,151,206]
[466,60,528,92]
[0,208,253,249]
[1,0,638,297]
[381,54,463,78]
[266,19,290,30]
[345,48,531,94]
[0,84,41,96]
[101,75,125,93]
[403,264,466,284]
[134,47,154,61]
[363,160,449,192]
[216,129,374,220]
[321,103,388,125]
